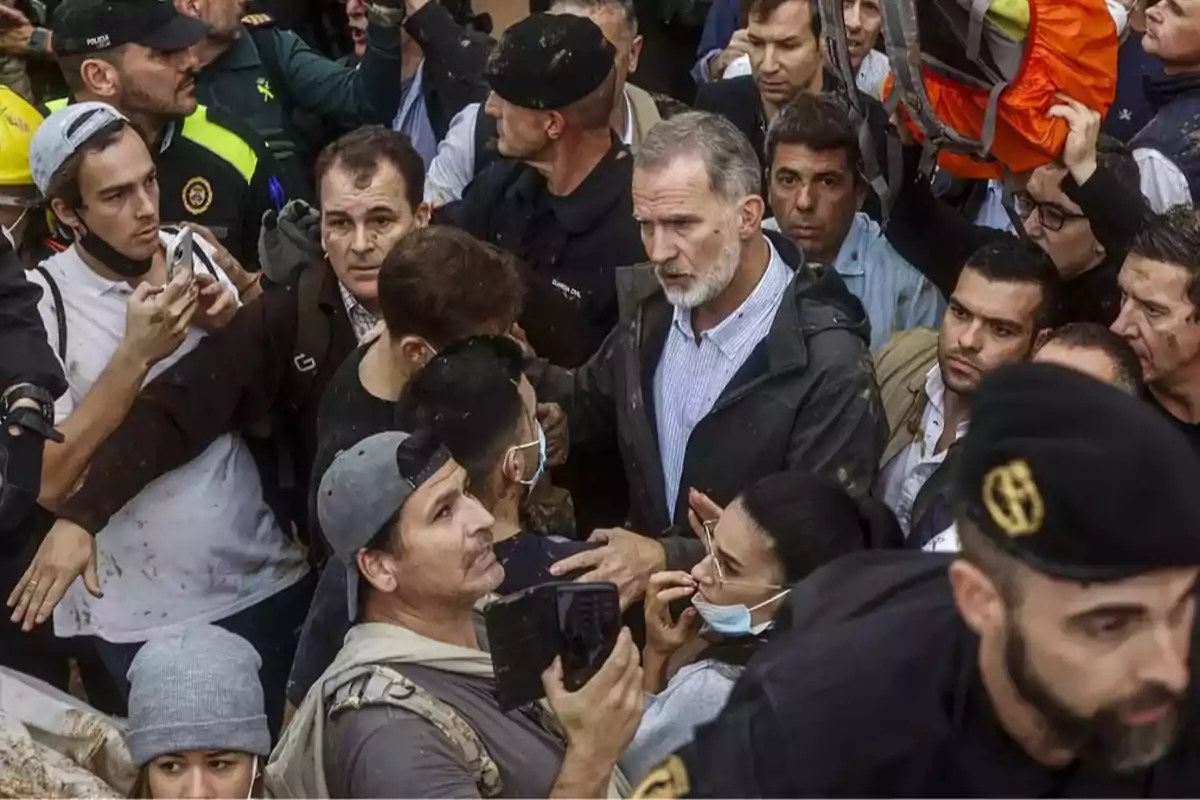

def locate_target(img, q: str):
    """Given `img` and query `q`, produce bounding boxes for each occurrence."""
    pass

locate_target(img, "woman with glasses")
[619,471,902,783]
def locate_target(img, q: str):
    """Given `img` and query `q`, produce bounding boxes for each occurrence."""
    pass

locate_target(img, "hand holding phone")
[165,227,195,284]
[541,627,644,763]
[485,581,621,711]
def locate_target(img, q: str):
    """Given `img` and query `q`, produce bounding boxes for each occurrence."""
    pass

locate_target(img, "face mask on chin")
[71,212,153,278]
[1,207,27,250]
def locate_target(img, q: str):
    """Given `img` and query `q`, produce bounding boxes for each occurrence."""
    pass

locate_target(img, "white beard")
[656,233,741,310]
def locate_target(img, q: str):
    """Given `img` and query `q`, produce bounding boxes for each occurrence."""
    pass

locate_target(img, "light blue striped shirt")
[653,238,794,514]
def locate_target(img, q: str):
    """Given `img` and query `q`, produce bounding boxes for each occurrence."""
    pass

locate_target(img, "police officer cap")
[955,362,1200,582]
[485,13,616,111]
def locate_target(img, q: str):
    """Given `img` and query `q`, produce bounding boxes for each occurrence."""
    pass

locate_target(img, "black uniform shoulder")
[672,561,967,796]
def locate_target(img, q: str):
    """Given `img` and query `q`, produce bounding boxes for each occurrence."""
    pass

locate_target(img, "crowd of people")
[1,0,1200,795]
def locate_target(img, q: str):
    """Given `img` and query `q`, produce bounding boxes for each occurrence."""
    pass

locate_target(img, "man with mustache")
[270,429,644,798]
[44,0,299,268]
[874,236,1060,548]
[535,111,884,609]
[639,363,1200,797]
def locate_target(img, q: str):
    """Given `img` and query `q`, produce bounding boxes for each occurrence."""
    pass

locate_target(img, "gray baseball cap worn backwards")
[29,102,129,195]
[318,430,452,619]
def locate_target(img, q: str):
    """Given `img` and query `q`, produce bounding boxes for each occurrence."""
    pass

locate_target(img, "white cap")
[29,102,129,195]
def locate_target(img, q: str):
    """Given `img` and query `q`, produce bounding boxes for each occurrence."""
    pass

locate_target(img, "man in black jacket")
[439,13,646,369]
[1134,0,1200,204]
[48,127,428,560]
[538,112,885,609]
[693,0,888,193]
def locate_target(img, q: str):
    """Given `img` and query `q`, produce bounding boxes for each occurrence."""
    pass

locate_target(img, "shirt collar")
[924,362,948,413]
[338,280,379,343]
[620,89,634,146]
[671,235,789,359]
[830,213,874,278]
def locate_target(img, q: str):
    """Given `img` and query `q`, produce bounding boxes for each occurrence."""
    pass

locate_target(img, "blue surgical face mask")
[509,422,546,488]
[691,589,790,637]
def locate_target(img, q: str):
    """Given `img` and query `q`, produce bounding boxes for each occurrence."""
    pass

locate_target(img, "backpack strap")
[328,665,504,798]
[33,265,66,362]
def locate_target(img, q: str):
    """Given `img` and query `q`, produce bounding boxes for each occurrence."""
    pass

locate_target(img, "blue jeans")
[91,572,315,740]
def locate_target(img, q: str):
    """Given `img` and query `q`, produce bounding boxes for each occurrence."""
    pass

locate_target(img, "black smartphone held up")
[485,581,621,712]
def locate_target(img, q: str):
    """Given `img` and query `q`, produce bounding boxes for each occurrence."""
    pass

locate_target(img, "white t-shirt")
[29,234,309,643]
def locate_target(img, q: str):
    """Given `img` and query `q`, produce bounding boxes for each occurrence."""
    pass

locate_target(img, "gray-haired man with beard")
[534,111,885,610]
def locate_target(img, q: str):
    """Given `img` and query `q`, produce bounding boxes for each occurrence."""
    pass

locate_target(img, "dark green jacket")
[195,12,403,166]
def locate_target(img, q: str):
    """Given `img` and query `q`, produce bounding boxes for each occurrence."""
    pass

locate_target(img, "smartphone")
[485,581,621,711]
[165,227,194,283]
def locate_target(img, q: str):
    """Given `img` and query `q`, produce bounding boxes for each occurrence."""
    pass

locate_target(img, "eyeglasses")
[1012,192,1088,233]
[700,518,784,590]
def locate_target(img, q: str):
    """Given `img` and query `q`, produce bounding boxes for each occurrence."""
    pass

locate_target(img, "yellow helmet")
[0,87,43,190]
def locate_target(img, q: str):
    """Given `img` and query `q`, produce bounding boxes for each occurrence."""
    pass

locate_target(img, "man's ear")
[1031,327,1054,353]
[738,194,766,238]
[79,57,120,100]
[357,547,399,594]
[545,110,566,141]
[49,198,82,237]
[628,35,644,75]
[948,558,1005,636]
[395,334,436,369]
[855,175,868,212]
[414,202,431,229]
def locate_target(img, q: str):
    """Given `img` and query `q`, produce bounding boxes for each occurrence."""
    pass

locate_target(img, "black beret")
[485,13,616,110]
[954,363,1200,582]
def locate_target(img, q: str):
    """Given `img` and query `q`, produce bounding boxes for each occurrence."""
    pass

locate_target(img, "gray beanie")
[125,625,272,767]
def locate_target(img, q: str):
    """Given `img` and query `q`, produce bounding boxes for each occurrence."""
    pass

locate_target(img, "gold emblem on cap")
[633,755,690,799]
[982,459,1044,537]
[182,176,213,215]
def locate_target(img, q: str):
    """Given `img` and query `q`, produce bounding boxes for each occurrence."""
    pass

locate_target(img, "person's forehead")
[772,141,851,173]
[633,154,716,206]
[713,501,771,564]
[79,128,154,189]
[409,458,466,512]
[955,268,1043,318]
[750,0,812,31]
[1027,165,1082,214]
[321,160,410,213]
[1024,565,1200,616]
[1120,254,1192,300]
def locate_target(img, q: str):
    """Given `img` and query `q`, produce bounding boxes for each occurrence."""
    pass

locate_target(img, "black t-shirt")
[310,344,401,535]
[1149,393,1200,458]
[671,551,1200,797]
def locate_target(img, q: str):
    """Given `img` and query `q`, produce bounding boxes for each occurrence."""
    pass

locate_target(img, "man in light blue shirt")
[764,94,942,348]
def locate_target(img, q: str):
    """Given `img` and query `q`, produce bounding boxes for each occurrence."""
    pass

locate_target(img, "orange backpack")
[822,0,1119,180]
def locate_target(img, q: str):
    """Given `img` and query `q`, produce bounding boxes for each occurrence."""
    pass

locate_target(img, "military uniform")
[636,364,1200,798]
[195,11,404,172]
[42,98,294,268]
